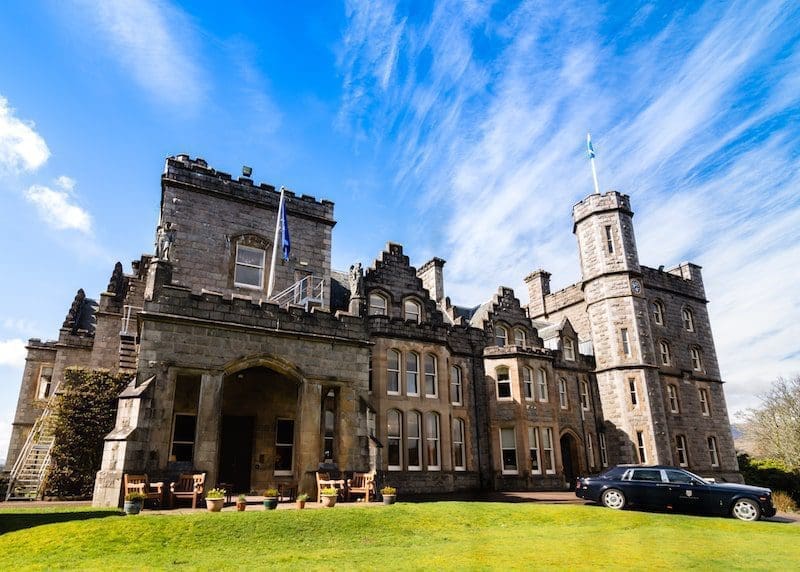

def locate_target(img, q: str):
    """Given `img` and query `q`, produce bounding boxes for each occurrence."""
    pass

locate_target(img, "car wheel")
[731,498,761,522]
[601,488,626,510]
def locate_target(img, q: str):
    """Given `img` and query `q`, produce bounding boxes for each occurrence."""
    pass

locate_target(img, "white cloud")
[0,339,26,368]
[0,96,50,175]
[76,0,205,109]
[1,318,38,334]
[24,176,92,234]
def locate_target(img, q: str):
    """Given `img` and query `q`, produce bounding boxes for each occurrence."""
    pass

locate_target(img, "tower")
[573,191,672,465]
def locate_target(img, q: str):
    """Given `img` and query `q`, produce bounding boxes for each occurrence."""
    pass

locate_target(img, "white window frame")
[605,225,614,253]
[450,365,463,405]
[699,388,710,416]
[496,367,513,401]
[691,347,703,371]
[682,307,695,331]
[274,418,295,476]
[500,427,518,475]
[660,341,671,366]
[707,436,719,467]
[542,428,556,474]
[629,378,638,407]
[496,325,509,347]
[621,328,631,356]
[369,293,388,316]
[387,349,401,395]
[407,410,422,470]
[452,418,466,471]
[537,368,548,402]
[599,432,608,467]
[36,364,54,400]
[528,426,541,475]
[522,367,534,401]
[587,433,596,469]
[667,384,680,413]
[653,301,664,325]
[404,299,421,323]
[514,328,527,348]
[406,352,419,396]
[233,244,266,289]
[425,412,441,470]
[558,378,568,409]
[676,435,689,467]
[424,353,438,398]
[387,409,402,471]
[580,380,590,411]
[563,338,576,361]
[636,430,647,464]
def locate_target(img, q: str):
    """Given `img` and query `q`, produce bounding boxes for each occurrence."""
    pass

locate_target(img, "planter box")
[206,498,224,512]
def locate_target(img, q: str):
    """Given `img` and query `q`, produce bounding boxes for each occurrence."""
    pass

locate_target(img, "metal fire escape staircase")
[270,275,325,310]
[5,405,56,501]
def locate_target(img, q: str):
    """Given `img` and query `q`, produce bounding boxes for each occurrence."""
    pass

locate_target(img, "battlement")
[163,154,335,223]
[641,263,706,300]
[572,190,632,228]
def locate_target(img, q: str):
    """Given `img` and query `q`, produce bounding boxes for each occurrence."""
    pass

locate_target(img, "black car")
[575,465,776,521]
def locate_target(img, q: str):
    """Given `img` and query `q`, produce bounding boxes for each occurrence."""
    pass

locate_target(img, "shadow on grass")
[0,510,123,535]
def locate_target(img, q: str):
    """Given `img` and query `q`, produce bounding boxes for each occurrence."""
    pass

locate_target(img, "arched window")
[387,409,402,470]
[234,244,266,289]
[653,301,665,325]
[426,412,441,470]
[580,379,590,410]
[407,411,421,470]
[404,299,421,323]
[369,292,388,316]
[406,352,419,395]
[667,384,680,413]
[558,378,568,408]
[563,338,576,361]
[682,307,695,331]
[450,365,463,405]
[424,353,438,397]
[659,341,672,366]
[452,418,466,470]
[495,325,508,347]
[522,367,534,400]
[691,347,703,371]
[496,367,512,400]
[387,349,400,394]
[537,368,548,402]
[514,328,527,347]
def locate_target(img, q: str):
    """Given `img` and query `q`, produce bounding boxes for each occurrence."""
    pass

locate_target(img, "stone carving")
[63,288,87,334]
[156,222,175,261]
[349,263,364,297]
[107,261,125,301]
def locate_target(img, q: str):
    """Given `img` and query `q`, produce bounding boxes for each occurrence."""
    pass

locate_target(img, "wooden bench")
[123,474,164,508]
[170,473,206,509]
[347,472,375,502]
[316,471,346,503]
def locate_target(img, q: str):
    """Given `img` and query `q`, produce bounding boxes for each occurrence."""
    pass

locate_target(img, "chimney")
[524,269,551,318]
[417,258,446,307]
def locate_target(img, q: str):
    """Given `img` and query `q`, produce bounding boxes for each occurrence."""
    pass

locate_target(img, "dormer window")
[682,307,695,332]
[563,338,575,361]
[404,299,421,323]
[369,293,388,316]
[514,328,527,348]
[495,325,509,347]
[234,245,265,289]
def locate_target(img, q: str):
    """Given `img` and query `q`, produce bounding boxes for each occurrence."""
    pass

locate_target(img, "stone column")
[296,380,322,496]
[195,371,223,487]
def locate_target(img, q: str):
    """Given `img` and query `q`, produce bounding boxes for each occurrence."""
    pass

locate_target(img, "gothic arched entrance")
[560,433,581,490]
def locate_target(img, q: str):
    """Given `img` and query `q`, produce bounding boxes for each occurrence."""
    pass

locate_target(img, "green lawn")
[0,502,797,570]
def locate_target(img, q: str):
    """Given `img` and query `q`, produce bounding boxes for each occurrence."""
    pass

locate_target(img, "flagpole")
[267,186,285,298]
[587,132,600,194]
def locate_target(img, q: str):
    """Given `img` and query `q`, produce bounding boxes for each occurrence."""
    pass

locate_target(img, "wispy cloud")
[0,339,26,368]
[338,0,800,412]
[0,96,50,175]
[75,0,206,110]
[25,176,92,234]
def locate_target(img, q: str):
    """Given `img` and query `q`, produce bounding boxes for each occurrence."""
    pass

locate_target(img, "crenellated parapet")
[572,190,632,229]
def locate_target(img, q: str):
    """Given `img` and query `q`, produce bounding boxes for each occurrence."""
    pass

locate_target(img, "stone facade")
[5,157,741,506]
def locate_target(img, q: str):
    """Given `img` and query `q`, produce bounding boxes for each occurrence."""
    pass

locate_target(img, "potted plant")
[381,486,397,505]
[205,488,226,512]
[320,487,338,508]
[263,488,279,510]
[124,491,146,515]
[236,494,247,511]
[296,493,309,509]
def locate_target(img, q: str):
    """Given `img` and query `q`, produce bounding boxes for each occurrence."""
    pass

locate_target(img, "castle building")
[4,154,740,505]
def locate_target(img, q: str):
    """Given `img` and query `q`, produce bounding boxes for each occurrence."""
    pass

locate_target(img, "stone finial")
[107,261,125,301]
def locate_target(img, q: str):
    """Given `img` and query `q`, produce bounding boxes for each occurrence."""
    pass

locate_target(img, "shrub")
[320,487,338,496]
[206,488,226,499]
[296,493,309,502]
[125,491,146,503]
[381,486,396,495]
[772,491,798,513]
[263,488,279,497]
[738,454,800,504]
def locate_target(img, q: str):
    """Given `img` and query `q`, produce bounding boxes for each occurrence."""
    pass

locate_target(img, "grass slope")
[1,503,798,570]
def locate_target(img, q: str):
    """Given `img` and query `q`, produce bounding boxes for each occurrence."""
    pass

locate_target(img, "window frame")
[495,325,509,347]
[599,432,608,467]
[653,300,665,325]
[406,410,422,470]
[682,307,695,332]
[528,426,541,475]
[233,244,266,290]
[369,292,388,316]
[496,367,513,401]
[387,349,401,395]
[170,413,197,463]
[691,347,703,371]
[450,365,463,405]
[707,435,720,467]
[558,378,568,409]
[537,368,549,402]
[452,418,466,471]
[587,433,596,469]
[522,367,534,401]
[621,328,631,356]
[667,384,680,413]
[629,378,638,407]
[514,328,527,348]
[676,434,689,467]
[387,409,403,471]
[699,388,711,416]
[35,363,54,401]
[659,341,672,366]
[424,353,438,398]
[274,418,295,476]
[404,298,422,323]
[636,430,647,464]
[425,412,441,470]
[500,427,518,475]
[406,352,419,396]
[605,225,614,253]
[542,427,556,474]
[563,338,576,361]
[580,379,590,411]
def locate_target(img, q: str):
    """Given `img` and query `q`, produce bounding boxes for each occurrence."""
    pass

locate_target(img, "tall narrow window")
[404,299,421,323]
[542,428,555,474]
[368,353,373,393]
[587,434,596,469]
[558,378,568,409]
[500,428,518,474]
[426,413,441,470]
[707,436,719,467]
[660,341,672,366]
[537,369,548,402]
[407,411,421,470]
[452,418,466,470]
[599,432,608,467]
[450,365,463,405]
[699,388,710,416]
[514,328,527,347]
[563,338,576,361]
[621,328,631,356]
[170,414,197,462]
[387,410,402,470]
[322,390,336,462]
[528,427,541,474]
[234,245,265,288]
[496,367,512,400]
[676,435,689,467]
[691,347,703,371]
[369,293,388,316]
[629,378,638,406]
[522,367,534,401]
[667,384,680,413]
[653,301,664,325]
[636,430,647,463]
[495,325,508,347]
[275,419,294,476]
[682,307,695,331]
[387,349,400,394]
[580,380,590,411]
[406,352,419,395]
[424,354,438,397]
[36,364,54,400]
[605,225,614,253]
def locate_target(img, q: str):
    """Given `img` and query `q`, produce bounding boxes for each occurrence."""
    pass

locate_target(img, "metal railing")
[120,305,142,335]
[5,405,54,501]
[271,275,325,310]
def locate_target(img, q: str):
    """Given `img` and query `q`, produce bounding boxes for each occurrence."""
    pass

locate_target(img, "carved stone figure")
[63,288,87,334]
[107,261,125,301]
[156,222,175,261]
[349,262,363,297]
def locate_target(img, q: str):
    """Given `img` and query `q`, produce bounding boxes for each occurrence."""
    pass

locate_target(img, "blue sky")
[1,1,799,463]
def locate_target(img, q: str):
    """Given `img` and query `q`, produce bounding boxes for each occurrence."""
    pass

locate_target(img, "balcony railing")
[271,275,325,310]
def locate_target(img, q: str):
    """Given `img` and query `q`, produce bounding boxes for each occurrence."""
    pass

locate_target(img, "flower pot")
[296,500,306,509]
[206,497,224,512]
[236,502,247,512]
[321,494,337,508]
[263,497,279,510]
[383,494,396,505]
[124,500,142,515]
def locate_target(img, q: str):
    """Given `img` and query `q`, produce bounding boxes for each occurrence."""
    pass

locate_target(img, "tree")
[740,375,800,470]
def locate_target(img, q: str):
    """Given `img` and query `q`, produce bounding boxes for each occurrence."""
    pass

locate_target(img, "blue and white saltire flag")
[587,132,596,159]
[280,195,291,261]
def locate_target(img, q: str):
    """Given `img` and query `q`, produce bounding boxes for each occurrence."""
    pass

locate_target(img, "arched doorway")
[560,433,581,490]
[219,366,300,494]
